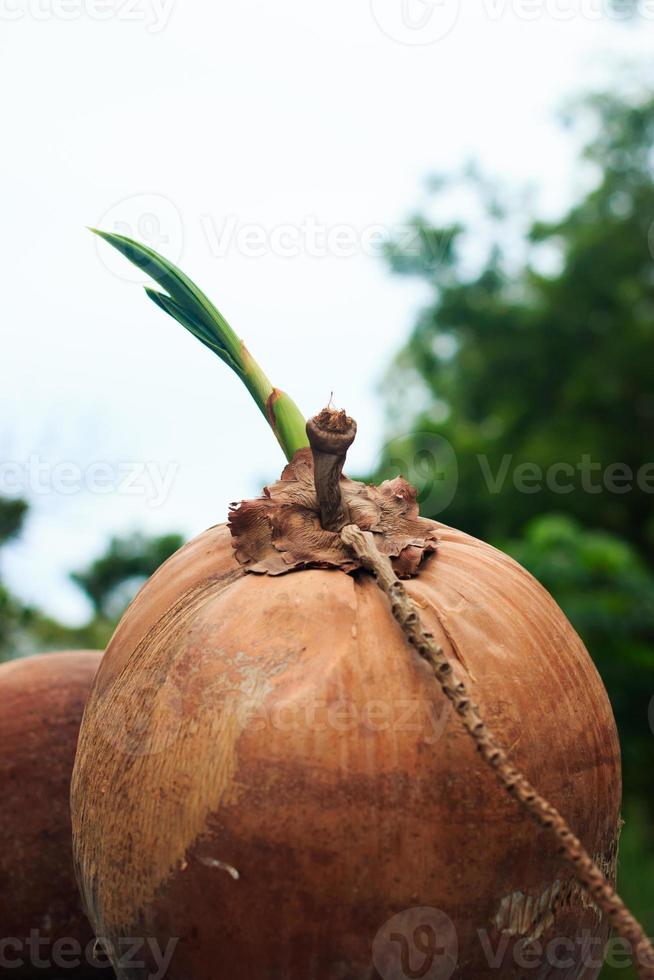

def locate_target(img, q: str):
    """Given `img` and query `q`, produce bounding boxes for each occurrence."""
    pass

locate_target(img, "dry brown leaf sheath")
[229,447,439,578]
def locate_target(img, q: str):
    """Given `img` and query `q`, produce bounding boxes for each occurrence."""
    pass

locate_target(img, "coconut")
[71,443,623,978]
[71,232,652,980]
[0,650,105,978]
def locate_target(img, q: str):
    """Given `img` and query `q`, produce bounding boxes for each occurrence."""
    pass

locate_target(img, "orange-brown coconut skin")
[0,650,104,978]
[71,522,621,980]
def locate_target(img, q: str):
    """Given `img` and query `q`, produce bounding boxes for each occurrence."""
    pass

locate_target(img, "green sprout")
[91,229,308,462]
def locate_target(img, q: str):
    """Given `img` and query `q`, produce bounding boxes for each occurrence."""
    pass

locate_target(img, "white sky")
[0,0,651,623]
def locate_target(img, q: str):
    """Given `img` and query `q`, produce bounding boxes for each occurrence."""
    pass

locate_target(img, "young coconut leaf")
[91,229,308,462]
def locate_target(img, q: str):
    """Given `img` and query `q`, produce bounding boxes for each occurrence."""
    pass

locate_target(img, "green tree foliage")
[0,502,184,659]
[377,91,654,559]
[71,531,184,620]
[0,495,29,657]
[0,584,27,659]
[0,496,28,547]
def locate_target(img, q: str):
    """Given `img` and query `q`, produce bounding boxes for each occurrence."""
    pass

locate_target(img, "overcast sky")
[0,1,650,623]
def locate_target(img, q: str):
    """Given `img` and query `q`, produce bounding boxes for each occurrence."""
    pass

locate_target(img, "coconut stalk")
[75,234,654,980]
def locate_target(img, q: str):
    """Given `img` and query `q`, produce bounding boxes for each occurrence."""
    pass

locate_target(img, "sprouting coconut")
[0,650,107,978]
[71,234,653,980]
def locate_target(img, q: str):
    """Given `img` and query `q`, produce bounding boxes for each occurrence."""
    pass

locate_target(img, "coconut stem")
[315,409,654,979]
[306,408,357,531]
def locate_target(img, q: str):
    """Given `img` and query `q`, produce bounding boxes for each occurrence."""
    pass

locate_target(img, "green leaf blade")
[91,229,242,364]
[91,228,308,461]
[145,288,241,373]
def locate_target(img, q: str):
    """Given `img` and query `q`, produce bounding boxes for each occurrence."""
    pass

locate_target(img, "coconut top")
[228,448,439,578]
